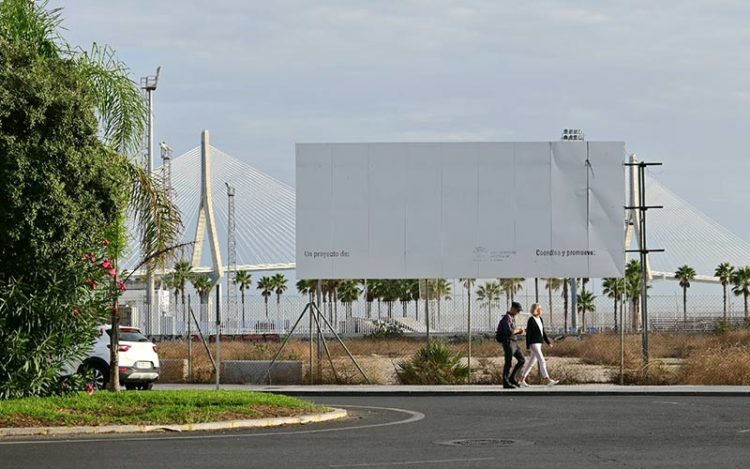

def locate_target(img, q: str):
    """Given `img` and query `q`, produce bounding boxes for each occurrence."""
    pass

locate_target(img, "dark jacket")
[525,315,551,349]
[496,313,521,342]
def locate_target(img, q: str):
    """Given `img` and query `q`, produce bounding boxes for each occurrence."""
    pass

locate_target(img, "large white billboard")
[296,142,625,279]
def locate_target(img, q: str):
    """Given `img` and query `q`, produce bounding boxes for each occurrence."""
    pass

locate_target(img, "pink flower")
[86,278,97,290]
[86,383,95,395]
[102,239,110,247]
[107,268,117,277]
[72,308,81,317]
[100,259,113,270]
[83,253,97,263]
[117,281,127,292]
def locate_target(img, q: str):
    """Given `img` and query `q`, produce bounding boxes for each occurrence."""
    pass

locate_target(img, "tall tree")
[190,274,212,322]
[257,276,273,318]
[428,279,451,326]
[625,260,642,332]
[476,281,502,330]
[172,260,192,327]
[0,1,181,396]
[715,262,734,320]
[576,289,596,332]
[271,273,288,323]
[602,278,625,332]
[675,265,696,321]
[338,280,361,319]
[296,279,315,303]
[461,278,476,331]
[544,278,563,332]
[499,278,524,309]
[233,270,252,327]
[731,266,750,320]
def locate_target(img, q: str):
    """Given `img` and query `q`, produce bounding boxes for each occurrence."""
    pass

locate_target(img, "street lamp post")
[141,67,160,335]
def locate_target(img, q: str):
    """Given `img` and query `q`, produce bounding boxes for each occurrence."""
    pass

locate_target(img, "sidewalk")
[154,383,750,396]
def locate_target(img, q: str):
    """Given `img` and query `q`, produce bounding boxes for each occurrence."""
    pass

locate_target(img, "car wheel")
[137,383,154,391]
[125,384,137,391]
[82,362,109,390]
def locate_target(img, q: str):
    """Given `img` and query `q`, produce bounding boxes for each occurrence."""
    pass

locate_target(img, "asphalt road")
[2,395,749,468]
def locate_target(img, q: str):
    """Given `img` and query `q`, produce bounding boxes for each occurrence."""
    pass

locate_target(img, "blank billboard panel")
[296,142,625,279]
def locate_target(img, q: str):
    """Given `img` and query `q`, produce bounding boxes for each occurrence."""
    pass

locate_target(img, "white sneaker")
[519,380,529,387]
[547,379,559,386]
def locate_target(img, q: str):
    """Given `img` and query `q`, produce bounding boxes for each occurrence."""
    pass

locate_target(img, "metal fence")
[122,293,748,338]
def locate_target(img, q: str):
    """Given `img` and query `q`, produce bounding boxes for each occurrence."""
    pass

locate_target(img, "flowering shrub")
[0,240,124,399]
[366,320,405,339]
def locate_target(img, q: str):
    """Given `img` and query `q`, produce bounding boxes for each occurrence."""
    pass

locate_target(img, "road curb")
[270,390,750,397]
[0,408,347,438]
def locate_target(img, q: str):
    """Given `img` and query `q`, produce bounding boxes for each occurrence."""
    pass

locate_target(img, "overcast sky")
[54,1,750,242]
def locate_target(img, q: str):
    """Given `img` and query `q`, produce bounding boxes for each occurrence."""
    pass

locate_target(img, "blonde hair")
[530,303,542,315]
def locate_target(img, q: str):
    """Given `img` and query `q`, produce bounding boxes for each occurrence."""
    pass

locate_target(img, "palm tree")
[338,280,361,319]
[233,270,252,327]
[428,279,452,326]
[675,265,696,321]
[715,262,734,320]
[544,278,563,332]
[257,276,273,317]
[461,278,476,330]
[190,273,213,322]
[172,260,193,326]
[164,274,180,319]
[499,278,524,309]
[397,280,413,318]
[602,278,626,332]
[731,266,750,320]
[576,289,596,332]
[401,280,421,320]
[270,273,288,324]
[296,279,315,303]
[476,281,502,330]
[625,260,642,332]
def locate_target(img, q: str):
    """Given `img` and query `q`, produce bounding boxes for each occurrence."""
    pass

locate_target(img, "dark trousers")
[502,340,526,384]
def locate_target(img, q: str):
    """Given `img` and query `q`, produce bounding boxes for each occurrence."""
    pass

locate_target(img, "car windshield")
[105,328,149,343]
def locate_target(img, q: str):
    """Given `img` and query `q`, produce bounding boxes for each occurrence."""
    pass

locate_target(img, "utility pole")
[160,141,173,333]
[625,158,663,364]
[141,67,160,335]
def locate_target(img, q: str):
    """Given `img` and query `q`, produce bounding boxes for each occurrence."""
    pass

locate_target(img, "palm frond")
[0,0,64,57]
[75,43,147,157]
[119,155,182,271]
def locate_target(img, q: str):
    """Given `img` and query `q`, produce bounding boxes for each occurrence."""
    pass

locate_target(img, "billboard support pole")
[264,282,370,385]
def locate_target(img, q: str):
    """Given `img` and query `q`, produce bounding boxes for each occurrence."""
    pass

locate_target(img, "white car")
[67,325,161,390]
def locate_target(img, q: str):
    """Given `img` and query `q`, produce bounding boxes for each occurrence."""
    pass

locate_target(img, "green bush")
[396,340,469,384]
[0,276,109,399]
[0,38,125,399]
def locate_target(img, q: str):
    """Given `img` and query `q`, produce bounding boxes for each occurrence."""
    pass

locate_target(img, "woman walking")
[520,303,559,386]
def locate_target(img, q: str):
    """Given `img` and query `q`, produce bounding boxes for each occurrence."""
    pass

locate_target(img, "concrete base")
[221,360,303,385]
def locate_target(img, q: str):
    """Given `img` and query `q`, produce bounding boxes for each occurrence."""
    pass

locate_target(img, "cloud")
[48,0,750,240]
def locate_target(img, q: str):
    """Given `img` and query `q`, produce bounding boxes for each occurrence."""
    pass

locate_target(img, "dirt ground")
[303,355,618,385]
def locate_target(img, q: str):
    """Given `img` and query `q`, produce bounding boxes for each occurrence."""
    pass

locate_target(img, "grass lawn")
[0,390,325,428]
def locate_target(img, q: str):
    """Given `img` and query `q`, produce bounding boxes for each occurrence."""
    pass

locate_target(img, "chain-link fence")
[123,293,748,337]
[122,293,750,386]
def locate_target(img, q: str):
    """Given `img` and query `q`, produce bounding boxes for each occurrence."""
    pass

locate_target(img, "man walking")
[497,301,526,389]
